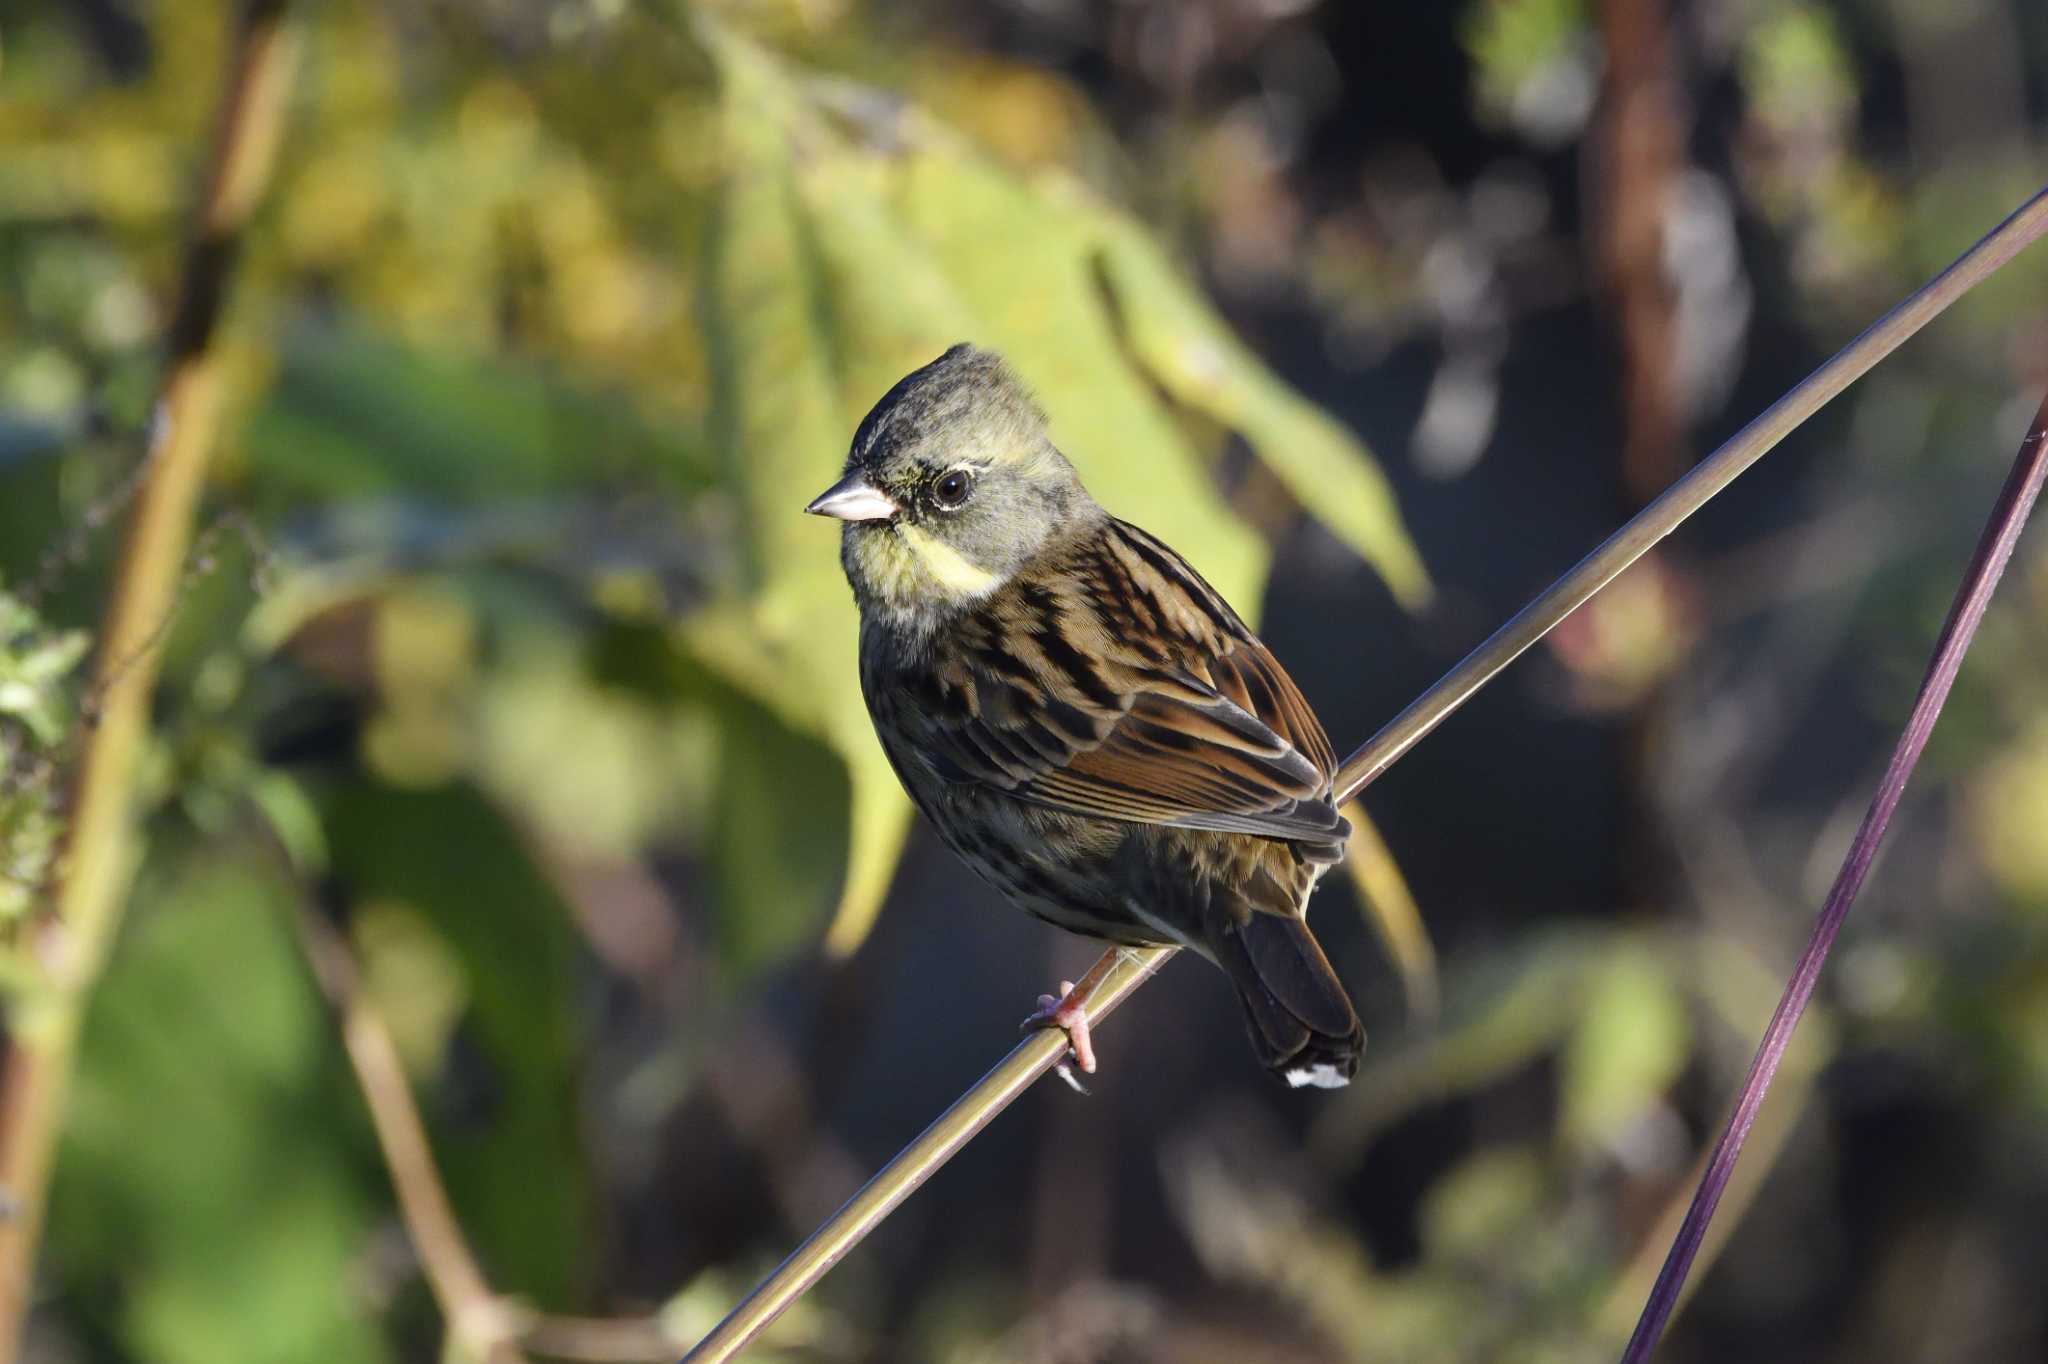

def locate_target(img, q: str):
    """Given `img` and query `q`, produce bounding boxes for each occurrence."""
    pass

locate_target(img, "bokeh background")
[4,1,2048,1361]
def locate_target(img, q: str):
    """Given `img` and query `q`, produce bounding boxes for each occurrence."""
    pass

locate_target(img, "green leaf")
[707,688,852,976]
[1559,940,1691,1152]
[322,780,590,1309]
[0,588,89,746]
[1310,926,1608,1166]
[1419,1146,1546,1263]
[698,29,847,590]
[53,854,388,1364]
[244,320,708,508]
[1461,0,1592,127]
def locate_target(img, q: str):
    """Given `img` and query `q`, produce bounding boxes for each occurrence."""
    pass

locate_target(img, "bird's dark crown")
[849,343,1046,475]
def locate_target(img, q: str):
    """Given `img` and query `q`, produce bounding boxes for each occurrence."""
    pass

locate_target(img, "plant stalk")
[0,3,299,1351]
[1618,393,2048,1362]
[294,906,536,1364]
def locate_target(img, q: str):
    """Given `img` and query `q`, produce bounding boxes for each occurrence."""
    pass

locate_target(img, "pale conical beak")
[805,472,899,522]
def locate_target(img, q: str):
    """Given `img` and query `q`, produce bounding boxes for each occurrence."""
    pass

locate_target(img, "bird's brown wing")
[911,518,1347,845]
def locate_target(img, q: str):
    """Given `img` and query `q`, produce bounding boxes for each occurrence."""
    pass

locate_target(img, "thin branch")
[1618,392,2048,1362]
[0,3,300,1350]
[1592,0,1688,509]
[681,947,1169,1363]
[293,827,700,1361]
[1589,0,1690,932]
[1595,959,1829,1340]
[293,907,536,1364]
[681,186,2048,1364]
[295,903,693,1364]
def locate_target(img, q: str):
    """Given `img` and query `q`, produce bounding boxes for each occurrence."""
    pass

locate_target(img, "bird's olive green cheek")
[945,518,1032,579]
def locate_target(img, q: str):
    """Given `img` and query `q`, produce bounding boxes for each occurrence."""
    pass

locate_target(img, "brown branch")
[0,3,300,1352]
[293,907,535,1364]
[295,905,690,1364]
[1592,0,1688,509]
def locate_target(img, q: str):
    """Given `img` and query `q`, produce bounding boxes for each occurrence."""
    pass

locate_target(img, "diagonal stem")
[293,906,537,1364]
[681,948,1167,1364]
[680,183,2048,1364]
[1619,395,2048,1362]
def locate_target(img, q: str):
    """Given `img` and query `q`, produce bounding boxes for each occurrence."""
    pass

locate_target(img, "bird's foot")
[1020,979,1096,1092]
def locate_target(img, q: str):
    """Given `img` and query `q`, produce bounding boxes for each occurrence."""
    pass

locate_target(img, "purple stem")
[1620,402,2048,1363]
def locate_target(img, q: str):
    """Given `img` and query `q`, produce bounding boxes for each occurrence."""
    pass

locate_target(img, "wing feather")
[910,519,1347,845]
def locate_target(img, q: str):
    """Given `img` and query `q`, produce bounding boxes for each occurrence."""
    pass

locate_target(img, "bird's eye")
[932,469,975,510]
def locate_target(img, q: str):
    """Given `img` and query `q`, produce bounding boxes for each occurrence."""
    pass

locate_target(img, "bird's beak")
[805,472,899,522]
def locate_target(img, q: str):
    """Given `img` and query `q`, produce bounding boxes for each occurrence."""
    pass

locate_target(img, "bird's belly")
[922,787,1182,946]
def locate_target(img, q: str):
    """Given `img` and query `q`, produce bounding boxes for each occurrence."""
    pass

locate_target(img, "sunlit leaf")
[1310,927,1609,1166]
[1461,0,1594,139]
[1971,720,2048,900]
[1095,221,1432,608]
[1559,941,1690,1153]
[0,589,89,746]
[691,30,915,958]
[1340,799,1439,1019]
[0,589,88,925]
[1418,1146,1545,1262]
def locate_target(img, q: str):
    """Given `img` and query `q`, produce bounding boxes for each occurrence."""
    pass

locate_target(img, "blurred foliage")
[2,0,2048,1361]
[51,853,385,1364]
[323,780,591,1307]
[1463,0,1594,144]
[0,588,88,929]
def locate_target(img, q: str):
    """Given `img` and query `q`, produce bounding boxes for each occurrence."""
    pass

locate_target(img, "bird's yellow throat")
[859,522,1005,610]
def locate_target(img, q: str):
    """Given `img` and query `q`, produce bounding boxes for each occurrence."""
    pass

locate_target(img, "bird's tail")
[1213,913,1364,1089]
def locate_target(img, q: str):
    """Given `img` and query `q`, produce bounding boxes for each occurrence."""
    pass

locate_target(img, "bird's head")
[806,344,1096,627]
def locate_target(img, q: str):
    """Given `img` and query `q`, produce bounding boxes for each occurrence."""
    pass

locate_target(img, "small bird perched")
[807,344,1363,1088]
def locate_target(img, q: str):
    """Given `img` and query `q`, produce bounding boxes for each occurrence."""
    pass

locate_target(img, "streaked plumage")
[809,344,1364,1087]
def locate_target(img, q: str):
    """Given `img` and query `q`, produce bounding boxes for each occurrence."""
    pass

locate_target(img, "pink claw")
[1020,978,1097,1082]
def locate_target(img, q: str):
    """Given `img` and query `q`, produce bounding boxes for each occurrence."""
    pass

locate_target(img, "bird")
[805,344,1364,1088]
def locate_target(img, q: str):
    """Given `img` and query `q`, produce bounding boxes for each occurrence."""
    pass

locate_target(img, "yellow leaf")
[889,140,1268,612]
[1095,222,1433,608]
[694,37,917,958]
[1340,800,1439,1021]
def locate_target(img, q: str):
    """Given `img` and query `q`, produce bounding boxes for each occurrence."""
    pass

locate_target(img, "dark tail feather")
[1213,914,1364,1089]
